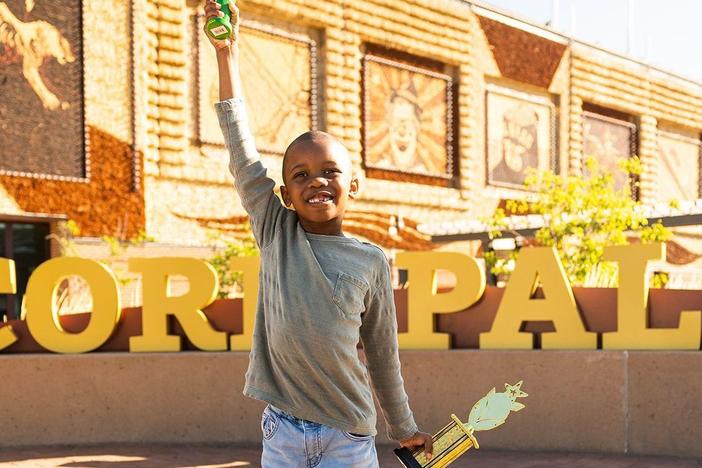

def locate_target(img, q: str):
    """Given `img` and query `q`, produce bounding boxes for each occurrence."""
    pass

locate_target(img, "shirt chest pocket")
[332,272,369,320]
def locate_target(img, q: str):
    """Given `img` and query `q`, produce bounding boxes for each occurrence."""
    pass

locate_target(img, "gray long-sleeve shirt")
[215,98,418,440]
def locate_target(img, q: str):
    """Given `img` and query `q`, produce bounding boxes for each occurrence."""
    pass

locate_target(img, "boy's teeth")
[309,195,332,204]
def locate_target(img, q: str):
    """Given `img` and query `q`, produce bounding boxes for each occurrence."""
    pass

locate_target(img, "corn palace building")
[1,0,702,317]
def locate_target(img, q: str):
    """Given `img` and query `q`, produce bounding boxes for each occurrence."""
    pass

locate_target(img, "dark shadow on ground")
[0,444,699,467]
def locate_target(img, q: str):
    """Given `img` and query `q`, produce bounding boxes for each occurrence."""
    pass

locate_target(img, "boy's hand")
[400,431,434,460]
[203,0,240,50]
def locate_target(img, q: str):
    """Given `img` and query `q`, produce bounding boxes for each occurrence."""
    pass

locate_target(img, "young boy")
[204,1,433,465]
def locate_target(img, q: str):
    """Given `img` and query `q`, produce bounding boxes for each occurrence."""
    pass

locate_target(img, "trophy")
[394,381,527,468]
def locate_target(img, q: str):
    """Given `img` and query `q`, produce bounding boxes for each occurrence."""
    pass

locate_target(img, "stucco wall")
[1,350,700,458]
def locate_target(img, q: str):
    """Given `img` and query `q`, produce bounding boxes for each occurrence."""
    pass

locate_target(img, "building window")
[0,222,51,320]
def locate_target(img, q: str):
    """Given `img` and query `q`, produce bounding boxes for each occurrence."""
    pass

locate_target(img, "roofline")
[0,212,68,224]
[429,213,702,244]
[461,0,702,88]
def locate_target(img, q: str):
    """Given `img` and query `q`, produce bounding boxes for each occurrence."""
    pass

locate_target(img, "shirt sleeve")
[359,257,418,441]
[215,98,286,248]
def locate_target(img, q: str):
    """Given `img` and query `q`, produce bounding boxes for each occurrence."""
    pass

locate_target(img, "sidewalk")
[0,445,698,467]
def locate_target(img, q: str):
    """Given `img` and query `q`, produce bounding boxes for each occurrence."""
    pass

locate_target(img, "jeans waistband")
[268,404,371,438]
[268,404,307,425]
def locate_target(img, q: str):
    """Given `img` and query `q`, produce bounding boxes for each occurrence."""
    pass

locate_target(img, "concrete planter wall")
[1,350,700,457]
[1,290,700,456]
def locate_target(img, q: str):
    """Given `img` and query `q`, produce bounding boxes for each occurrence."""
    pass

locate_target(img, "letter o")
[25,257,121,353]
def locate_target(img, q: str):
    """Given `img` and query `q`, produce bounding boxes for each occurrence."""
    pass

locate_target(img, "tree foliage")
[208,230,259,299]
[484,157,672,287]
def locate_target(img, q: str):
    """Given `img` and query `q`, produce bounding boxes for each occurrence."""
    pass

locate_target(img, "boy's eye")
[323,168,340,175]
[294,171,307,178]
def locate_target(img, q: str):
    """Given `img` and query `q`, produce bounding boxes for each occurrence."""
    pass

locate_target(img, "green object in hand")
[206,0,232,40]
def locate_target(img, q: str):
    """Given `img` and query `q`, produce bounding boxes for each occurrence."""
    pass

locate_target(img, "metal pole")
[551,0,560,29]
[627,0,634,55]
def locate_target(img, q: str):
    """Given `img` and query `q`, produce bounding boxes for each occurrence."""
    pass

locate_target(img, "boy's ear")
[348,176,360,199]
[280,185,292,206]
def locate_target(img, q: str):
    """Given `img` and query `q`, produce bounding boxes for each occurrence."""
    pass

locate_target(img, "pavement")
[0,445,699,468]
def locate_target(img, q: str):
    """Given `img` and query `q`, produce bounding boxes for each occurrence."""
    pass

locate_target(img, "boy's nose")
[309,177,328,187]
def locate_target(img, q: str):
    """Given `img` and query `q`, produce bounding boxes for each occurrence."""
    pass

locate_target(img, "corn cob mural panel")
[197,15,316,154]
[486,87,555,188]
[0,0,85,180]
[363,53,453,180]
[582,110,637,191]
[656,128,701,202]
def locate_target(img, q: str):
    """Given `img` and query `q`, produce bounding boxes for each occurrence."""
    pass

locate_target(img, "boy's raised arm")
[205,0,286,248]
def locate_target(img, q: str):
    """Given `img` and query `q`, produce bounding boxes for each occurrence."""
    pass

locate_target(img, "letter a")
[480,247,596,349]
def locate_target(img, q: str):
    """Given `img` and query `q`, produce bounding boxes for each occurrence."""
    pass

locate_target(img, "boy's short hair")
[282,130,346,182]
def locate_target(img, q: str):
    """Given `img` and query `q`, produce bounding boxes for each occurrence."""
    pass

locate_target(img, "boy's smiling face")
[280,132,359,236]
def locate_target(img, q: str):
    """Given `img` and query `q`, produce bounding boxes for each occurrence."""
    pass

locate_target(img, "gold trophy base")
[393,415,478,468]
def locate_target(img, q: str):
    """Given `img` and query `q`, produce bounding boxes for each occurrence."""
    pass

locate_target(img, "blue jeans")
[260,404,380,468]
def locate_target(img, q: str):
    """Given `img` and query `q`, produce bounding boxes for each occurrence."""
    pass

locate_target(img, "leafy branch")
[207,228,259,299]
[483,156,673,287]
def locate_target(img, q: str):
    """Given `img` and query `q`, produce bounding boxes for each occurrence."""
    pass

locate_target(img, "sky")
[479,0,702,83]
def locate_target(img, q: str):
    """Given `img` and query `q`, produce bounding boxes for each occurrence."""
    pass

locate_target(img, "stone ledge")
[0,351,699,457]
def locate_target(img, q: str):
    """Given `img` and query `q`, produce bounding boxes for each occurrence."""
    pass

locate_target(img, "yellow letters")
[128,257,226,352]
[228,256,259,351]
[7,243,702,353]
[396,252,485,349]
[480,247,596,349]
[25,257,121,353]
[603,243,701,350]
[0,258,18,349]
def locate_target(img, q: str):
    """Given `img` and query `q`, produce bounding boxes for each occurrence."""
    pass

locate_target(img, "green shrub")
[208,233,258,299]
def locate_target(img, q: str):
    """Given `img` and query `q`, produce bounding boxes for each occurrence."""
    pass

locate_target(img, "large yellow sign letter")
[396,252,485,349]
[603,243,701,349]
[480,247,596,349]
[25,257,121,353]
[229,256,260,351]
[129,257,226,352]
[0,258,18,349]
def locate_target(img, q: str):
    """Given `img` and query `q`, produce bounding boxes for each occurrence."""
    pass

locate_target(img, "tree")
[484,156,672,287]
